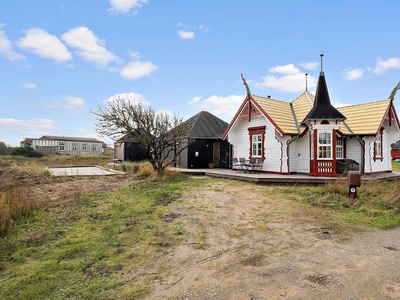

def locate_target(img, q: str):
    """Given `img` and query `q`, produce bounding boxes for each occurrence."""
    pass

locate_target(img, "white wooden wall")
[296,134,310,173]
[227,115,285,173]
[364,119,399,173]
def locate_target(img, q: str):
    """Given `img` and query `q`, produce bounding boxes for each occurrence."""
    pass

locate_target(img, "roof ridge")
[338,99,390,109]
[305,91,314,106]
[251,94,289,104]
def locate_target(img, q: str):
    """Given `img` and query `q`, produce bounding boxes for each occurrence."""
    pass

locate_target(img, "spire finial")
[388,82,400,101]
[241,73,251,96]
[305,73,308,92]
[320,54,324,74]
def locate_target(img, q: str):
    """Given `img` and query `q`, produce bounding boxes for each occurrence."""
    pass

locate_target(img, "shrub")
[11,145,43,158]
[136,163,156,178]
[120,163,135,173]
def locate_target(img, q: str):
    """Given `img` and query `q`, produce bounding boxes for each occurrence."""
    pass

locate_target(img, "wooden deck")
[170,168,400,185]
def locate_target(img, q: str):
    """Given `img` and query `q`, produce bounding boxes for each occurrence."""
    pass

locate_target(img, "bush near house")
[11,144,43,158]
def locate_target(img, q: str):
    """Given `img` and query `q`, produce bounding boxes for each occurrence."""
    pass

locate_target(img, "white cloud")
[0,118,55,135]
[342,68,363,81]
[108,0,148,15]
[188,96,201,105]
[178,30,195,39]
[105,92,150,106]
[45,96,85,111]
[188,95,245,118]
[17,28,72,62]
[120,57,157,80]
[157,109,172,117]
[0,31,25,61]
[61,27,118,67]
[298,62,318,70]
[198,25,210,33]
[370,57,400,74]
[269,64,300,75]
[255,64,317,93]
[23,83,37,89]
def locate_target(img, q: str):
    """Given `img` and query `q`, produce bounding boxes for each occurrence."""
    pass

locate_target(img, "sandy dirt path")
[147,181,400,300]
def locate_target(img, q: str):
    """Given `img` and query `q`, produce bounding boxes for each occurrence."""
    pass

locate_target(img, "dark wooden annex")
[176,111,231,169]
[114,135,147,162]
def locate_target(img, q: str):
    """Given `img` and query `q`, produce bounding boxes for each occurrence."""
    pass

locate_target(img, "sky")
[1,0,400,147]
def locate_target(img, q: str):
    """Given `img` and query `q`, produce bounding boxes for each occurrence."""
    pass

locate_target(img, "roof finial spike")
[305,73,308,92]
[320,54,324,74]
[388,82,400,101]
[241,73,251,96]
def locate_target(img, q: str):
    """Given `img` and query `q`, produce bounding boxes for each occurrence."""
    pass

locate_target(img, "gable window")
[336,136,344,159]
[59,142,65,152]
[248,126,266,160]
[318,132,331,159]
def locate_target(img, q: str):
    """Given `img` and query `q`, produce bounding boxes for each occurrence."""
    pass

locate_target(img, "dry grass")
[136,162,157,178]
[0,185,40,235]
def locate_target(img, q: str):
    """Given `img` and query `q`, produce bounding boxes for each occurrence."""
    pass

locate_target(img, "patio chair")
[239,158,247,173]
[246,158,263,173]
[231,157,240,172]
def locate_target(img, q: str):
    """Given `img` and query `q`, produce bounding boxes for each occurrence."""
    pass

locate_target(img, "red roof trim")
[222,96,250,139]
[222,95,286,139]
[378,100,400,135]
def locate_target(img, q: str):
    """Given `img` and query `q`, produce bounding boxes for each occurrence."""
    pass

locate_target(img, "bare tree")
[92,98,192,176]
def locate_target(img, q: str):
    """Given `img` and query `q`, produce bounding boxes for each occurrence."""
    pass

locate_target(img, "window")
[248,126,266,160]
[59,142,65,151]
[252,134,262,157]
[374,129,383,161]
[82,144,87,151]
[310,130,314,159]
[92,144,97,152]
[72,143,77,151]
[318,132,331,159]
[336,136,344,159]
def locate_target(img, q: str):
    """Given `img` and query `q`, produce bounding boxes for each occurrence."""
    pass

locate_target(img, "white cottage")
[223,66,400,176]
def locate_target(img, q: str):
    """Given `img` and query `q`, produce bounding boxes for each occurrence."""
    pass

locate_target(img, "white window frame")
[318,131,332,159]
[82,144,87,151]
[252,134,262,158]
[336,136,344,159]
[375,133,382,158]
[59,142,65,152]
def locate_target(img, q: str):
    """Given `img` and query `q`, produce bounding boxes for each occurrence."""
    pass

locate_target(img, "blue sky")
[1,0,399,147]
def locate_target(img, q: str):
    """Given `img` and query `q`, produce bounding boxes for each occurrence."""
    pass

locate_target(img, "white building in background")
[20,135,107,156]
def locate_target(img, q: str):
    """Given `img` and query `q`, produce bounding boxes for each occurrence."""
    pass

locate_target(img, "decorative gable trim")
[222,95,285,140]
[239,101,261,121]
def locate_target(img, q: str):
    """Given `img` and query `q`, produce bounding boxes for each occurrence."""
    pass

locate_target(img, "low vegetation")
[281,177,400,229]
[0,156,399,299]
[393,160,400,172]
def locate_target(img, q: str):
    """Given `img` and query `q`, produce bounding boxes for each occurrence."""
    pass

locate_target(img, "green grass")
[280,178,400,229]
[393,160,400,172]
[1,166,399,299]
[0,174,209,300]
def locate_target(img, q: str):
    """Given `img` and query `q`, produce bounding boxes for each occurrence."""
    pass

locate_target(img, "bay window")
[318,132,331,159]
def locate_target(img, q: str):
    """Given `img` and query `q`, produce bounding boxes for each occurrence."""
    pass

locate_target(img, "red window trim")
[248,126,266,160]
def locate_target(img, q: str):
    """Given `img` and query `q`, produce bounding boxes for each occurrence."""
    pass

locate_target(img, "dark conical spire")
[302,55,346,124]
